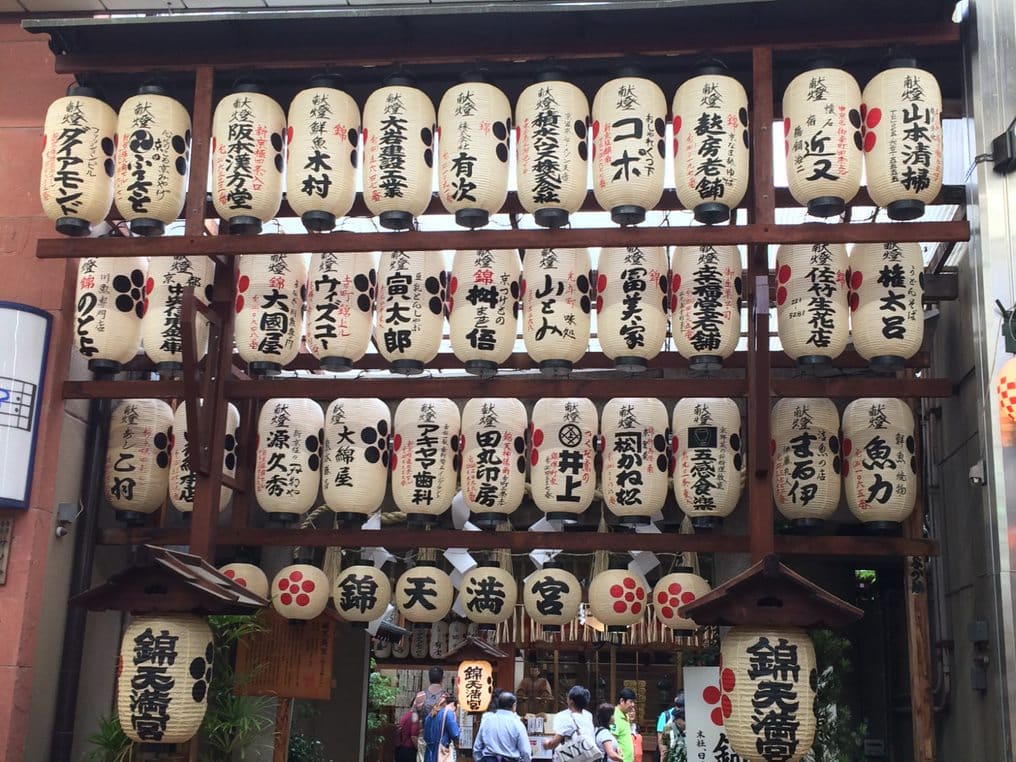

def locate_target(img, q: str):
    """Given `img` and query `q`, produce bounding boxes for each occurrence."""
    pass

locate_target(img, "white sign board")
[683,666,743,762]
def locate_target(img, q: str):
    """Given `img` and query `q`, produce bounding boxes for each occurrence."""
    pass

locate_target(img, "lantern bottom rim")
[248,361,282,377]
[806,195,846,218]
[156,360,183,375]
[618,515,651,526]
[887,199,926,221]
[691,516,723,532]
[689,355,723,373]
[87,358,122,375]
[137,742,180,755]
[267,511,301,525]
[455,208,490,229]
[797,354,832,368]
[129,217,166,237]
[611,205,647,226]
[606,625,628,633]
[534,208,569,228]
[473,512,509,529]
[539,359,573,378]
[320,356,354,372]
[115,510,151,527]
[55,216,90,237]
[226,215,263,236]
[411,621,432,630]
[392,359,425,375]
[301,210,336,232]
[540,624,562,633]
[476,623,497,631]
[179,511,192,521]
[670,628,695,637]
[862,520,901,535]
[870,355,906,374]
[349,621,369,629]
[406,512,442,528]
[614,357,648,373]
[545,511,581,524]
[693,202,730,225]
[465,359,499,378]
[379,210,415,230]
[788,517,825,532]
[332,511,369,527]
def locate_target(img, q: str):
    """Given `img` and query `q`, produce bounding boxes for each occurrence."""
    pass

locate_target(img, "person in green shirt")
[611,688,637,762]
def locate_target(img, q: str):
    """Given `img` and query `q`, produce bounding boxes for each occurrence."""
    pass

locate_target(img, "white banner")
[683,666,743,762]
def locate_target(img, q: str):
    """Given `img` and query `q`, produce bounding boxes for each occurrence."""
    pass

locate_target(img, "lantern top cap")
[534,66,570,83]
[231,78,266,94]
[692,58,729,77]
[459,69,491,84]
[885,56,920,70]
[309,73,344,89]
[67,83,100,99]
[614,64,646,79]
[607,556,632,571]
[384,71,418,87]
[137,81,169,96]
[803,56,841,71]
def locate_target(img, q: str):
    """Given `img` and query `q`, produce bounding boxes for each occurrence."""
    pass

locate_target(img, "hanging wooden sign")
[236,608,335,700]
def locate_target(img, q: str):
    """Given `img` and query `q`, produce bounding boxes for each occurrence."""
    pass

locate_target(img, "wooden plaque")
[235,609,335,700]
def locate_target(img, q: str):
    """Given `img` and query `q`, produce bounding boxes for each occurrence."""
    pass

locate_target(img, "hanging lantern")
[306,251,377,372]
[272,564,330,620]
[376,250,446,375]
[672,64,749,224]
[211,83,285,235]
[601,397,669,525]
[998,357,1016,423]
[254,398,323,523]
[141,256,213,373]
[391,398,460,526]
[438,73,511,228]
[588,563,649,632]
[516,71,589,228]
[410,628,430,658]
[782,64,863,217]
[323,398,390,525]
[522,247,592,376]
[776,243,849,367]
[523,563,582,633]
[104,399,172,525]
[460,398,527,529]
[286,76,360,232]
[654,569,710,635]
[721,626,818,762]
[862,60,943,221]
[670,245,742,370]
[597,246,669,371]
[459,566,518,629]
[333,563,392,626]
[390,631,409,658]
[449,249,521,377]
[430,621,450,659]
[672,398,743,530]
[219,563,269,599]
[395,563,454,626]
[374,637,393,659]
[530,398,597,522]
[457,660,495,712]
[849,242,925,371]
[771,398,841,528]
[117,614,213,745]
[113,84,191,236]
[169,401,240,514]
[74,257,148,373]
[40,85,116,237]
[448,620,468,652]
[235,253,307,376]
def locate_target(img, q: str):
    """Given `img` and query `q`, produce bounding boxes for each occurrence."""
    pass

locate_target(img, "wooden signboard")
[235,609,335,699]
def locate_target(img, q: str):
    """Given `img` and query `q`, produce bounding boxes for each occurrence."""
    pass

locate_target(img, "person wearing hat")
[657,705,686,762]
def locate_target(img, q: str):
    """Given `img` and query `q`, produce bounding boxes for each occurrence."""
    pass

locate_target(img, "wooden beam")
[184,67,213,238]
[905,555,935,762]
[771,377,952,398]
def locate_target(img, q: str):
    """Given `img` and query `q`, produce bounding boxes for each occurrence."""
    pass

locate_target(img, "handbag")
[437,707,455,762]
[556,714,600,762]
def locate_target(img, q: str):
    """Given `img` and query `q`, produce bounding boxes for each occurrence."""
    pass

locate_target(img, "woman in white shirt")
[594,703,623,762]
[542,685,596,759]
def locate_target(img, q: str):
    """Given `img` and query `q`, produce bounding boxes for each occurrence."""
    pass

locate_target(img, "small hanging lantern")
[306,251,377,372]
[169,401,240,515]
[391,398,460,527]
[998,356,1016,423]
[670,245,742,370]
[457,660,495,712]
[523,563,581,633]
[530,398,597,522]
[522,247,592,376]
[104,399,172,525]
[771,398,841,529]
[219,563,269,599]
[40,85,116,237]
[588,561,649,633]
[459,565,518,630]
[601,397,669,526]
[449,249,521,377]
[74,256,148,373]
[141,256,213,373]
[286,76,360,232]
[410,628,429,658]
[516,70,589,228]
[597,246,669,371]
[672,398,743,530]
[653,569,710,635]
[395,563,454,626]
[430,621,450,659]
[775,242,849,367]
[323,398,390,525]
[449,620,469,651]
[254,398,323,523]
[272,564,330,620]
[235,253,307,376]
[460,398,527,529]
[333,562,392,626]
[376,250,446,375]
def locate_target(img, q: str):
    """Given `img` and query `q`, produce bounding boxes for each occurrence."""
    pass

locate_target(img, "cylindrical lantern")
[362,73,435,230]
[114,84,191,236]
[460,398,527,529]
[670,245,742,370]
[375,637,393,659]
[323,398,390,525]
[219,563,269,599]
[601,397,669,525]
[40,85,116,237]
[390,631,409,658]
[588,564,649,632]
[141,256,213,373]
[254,398,323,523]
[74,256,148,373]
[449,620,468,652]
[530,398,597,522]
[775,243,849,367]
[448,249,521,376]
[591,70,667,225]
[169,401,240,514]
[333,563,392,626]
[395,563,454,626]
[654,570,711,635]
[998,356,1016,423]
[410,628,429,659]
[272,564,330,620]
[782,64,863,217]
[430,621,450,659]
[117,614,213,745]
[597,246,669,371]
[721,626,818,762]
[523,564,582,633]
[672,398,743,530]
[522,247,592,376]
[211,84,285,235]
[515,72,589,228]
[862,60,943,221]
[771,398,841,528]
[849,242,925,371]
[457,660,495,712]
[306,251,377,372]
[235,253,307,375]
[104,399,172,524]
[438,74,511,228]
[375,250,446,375]
[459,566,518,629]
[286,77,360,232]
[391,398,460,526]
[672,65,749,224]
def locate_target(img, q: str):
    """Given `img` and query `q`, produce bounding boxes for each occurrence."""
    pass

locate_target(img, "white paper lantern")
[654,571,711,634]
[588,566,649,632]
[395,564,454,626]
[522,248,592,376]
[219,563,269,599]
[771,398,842,528]
[672,398,743,530]
[272,564,330,620]
[430,621,450,659]
[306,251,377,372]
[523,564,582,632]
[374,637,393,659]
[597,246,668,371]
[74,256,148,373]
[323,398,390,524]
[333,563,391,626]
[254,398,323,523]
[448,620,469,652]
[390,631,409,658]
[104,399,172,523]
[601,397,669,525]
[141,256,213,373]
[449,249,521,376]
[460,398,527,528]
[169,401,239,514]
[392,398,460,526]
[235,253,307,375]
[530,398,597,522]
[776,243,849,367]
[459,566,518,629]
[670,245,742,370]
[376,250,446,375]
[410,628,429,658]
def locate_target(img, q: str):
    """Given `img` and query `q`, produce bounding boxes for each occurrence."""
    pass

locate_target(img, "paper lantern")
[457,660,495,712]
[721,626,817,762]
[460,398,527,528]
[211,84,285,235]
[114,84,191,236]
[362,74,435,230]
[998,357,1016,423]
[670,245,742,370]
[375,250,446,374]
[782,65,863,217]
[597,246,669,371]
[862,60,943,220]
[395,564,454,626]
[40,85,116,237]
[141,256,213,373]
[117,614,213,745]
[104,399,172,524]
[672,66,749,224]
[410,628,429,658]
[588,566,649,632]
[438,74,511,228]
[169,401,240,514]
[522,248,592,376]
[448,249,521,376]
[390,631,408,658]
[530,398,597,522]
[516,72,589,228]
[460,566,517,629]
[306,251,377,372]
[849,242,925,371]
[672,398,743,530]
[448,620,468,652]
[219,563,269,599]
[654,570,710,634]
[391,398,460,526]
[523,564,582,633]
[771,398,841,528]
[776,243,849,366]
[272,564,329,620]
[74,256,148,373]
[323,398,390,524]
[601,397,669,525]
[235,253,307,375]
[286,77,360,232]
[374,637,393,659]
[254,398,323,523]
[333,563,391,626]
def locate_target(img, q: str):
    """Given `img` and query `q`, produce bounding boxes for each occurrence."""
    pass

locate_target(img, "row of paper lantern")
[42,59,942,239]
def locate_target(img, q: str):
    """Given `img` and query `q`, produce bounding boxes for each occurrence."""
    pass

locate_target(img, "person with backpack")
[657,708,686,762]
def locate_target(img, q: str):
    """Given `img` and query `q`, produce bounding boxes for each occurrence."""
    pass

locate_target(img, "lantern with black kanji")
[672,398,743,530]
[459,565,517,629]
[461,397,527,529]
[589,562,649,632]
[376,250,446,375]
[776,243,849,367]
[287,76,360,232]
[522,248,592,376]
[272,564,330,620]
[601,397,669,525]
[771,398,841,529]
[74,257,148,373]
[430,621,449,659]
[449,620,468,652]
[530,398,597,522]
[597,246,669,371]
[523,563,582,633]
[670,245,742,370]
[104,399,172,525]
[862,60,943,221]
[114,84,191,236]
[254,398,323,523]
[235,253,307,376]
[141,256,213,373]
[41,85,116,237]
[516,70,589,228]
[211,83,285,235]
[323,398,390,525]
[410,628,429,658]
[169,401,240,514]
[395,563,454,626]
[449,249,521,376]
[457,660,495,712]
[391,398,460,527]
[653,569,710,635]
[333,563,391,626]
[306,251,377,372]
[219,563,269,598]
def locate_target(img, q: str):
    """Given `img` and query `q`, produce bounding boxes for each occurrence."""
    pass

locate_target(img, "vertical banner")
[683,666,742,762]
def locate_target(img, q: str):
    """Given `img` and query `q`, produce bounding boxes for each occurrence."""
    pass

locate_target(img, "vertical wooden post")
[185,66,214,239]
[273,696,294,762]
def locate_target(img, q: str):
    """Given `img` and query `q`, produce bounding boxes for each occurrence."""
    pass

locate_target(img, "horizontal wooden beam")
[771,377,952,398]
[775,534,938,558]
